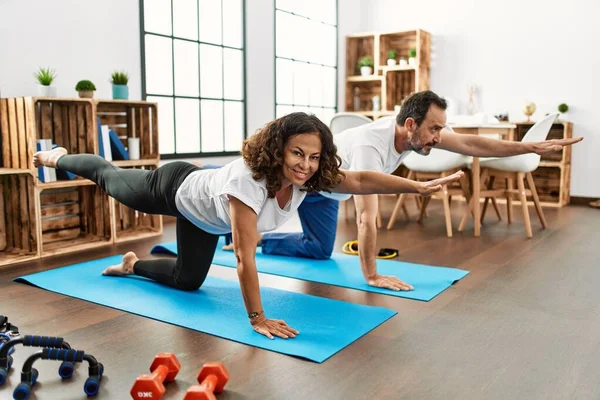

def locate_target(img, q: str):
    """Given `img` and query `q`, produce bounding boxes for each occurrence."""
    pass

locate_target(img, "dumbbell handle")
[149,364,169,383]
[199,374,218,393]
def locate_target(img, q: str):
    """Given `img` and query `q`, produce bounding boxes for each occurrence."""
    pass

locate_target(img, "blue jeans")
[261,192,339,259]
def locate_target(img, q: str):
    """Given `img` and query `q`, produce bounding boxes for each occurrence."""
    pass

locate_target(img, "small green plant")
[34,67,56,86]
[358,56,374,68]
[558,103,569,113]
[111,70,129,85]
[75,80,96,91]
[387,50,397,60]
[408,48,417,58]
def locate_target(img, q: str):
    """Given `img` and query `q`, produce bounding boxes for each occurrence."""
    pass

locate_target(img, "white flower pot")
[399,58,408,67]
[408,57,416,66]
[37,85,57,97]
[387,59,397,66]
[360,66,373,76]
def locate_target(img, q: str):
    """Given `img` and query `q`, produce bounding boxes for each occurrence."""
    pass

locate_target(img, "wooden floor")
[1,197,599,400]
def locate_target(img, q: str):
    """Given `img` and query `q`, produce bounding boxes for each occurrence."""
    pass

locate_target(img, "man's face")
[408,105,447,155]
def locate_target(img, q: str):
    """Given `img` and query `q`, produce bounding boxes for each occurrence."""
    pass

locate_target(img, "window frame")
[273,1,339,121]
[139,0,248,159]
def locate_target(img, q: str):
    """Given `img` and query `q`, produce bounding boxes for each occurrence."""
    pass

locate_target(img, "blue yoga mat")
[151,238,469,302]
[14,256,396,363]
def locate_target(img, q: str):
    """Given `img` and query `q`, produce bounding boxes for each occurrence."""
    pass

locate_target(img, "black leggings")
[57,154,219,291]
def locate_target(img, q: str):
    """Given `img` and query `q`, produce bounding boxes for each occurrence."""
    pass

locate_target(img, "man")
[226,90,582,291]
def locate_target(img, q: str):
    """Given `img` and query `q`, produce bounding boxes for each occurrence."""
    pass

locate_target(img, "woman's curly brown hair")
[242,112,345,198]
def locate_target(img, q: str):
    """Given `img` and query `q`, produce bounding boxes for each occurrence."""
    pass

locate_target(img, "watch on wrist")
[248,311,263,319]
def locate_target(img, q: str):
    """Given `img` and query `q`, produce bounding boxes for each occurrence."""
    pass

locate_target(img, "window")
[140,0,246,158]
[275,0,338,125]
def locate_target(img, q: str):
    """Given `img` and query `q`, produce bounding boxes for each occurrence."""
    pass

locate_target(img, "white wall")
[0,0,142,100]
[347,0,599,198]
[0,0,275,166]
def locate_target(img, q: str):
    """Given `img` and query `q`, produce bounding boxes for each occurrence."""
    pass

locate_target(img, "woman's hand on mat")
[251,315,299,340]
[417,171,464,197]
[367,274,413,291]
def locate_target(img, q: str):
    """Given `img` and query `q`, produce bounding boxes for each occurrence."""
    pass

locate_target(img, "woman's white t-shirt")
[175,158,306,235]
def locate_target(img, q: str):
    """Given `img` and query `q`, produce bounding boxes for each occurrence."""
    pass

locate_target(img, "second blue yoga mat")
[14,256,396,363]
[151,238,469,301]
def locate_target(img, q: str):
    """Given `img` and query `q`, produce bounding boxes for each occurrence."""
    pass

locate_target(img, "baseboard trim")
[570,196,600,206]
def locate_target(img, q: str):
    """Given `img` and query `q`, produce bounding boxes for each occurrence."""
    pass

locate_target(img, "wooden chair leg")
[376,196,382,229]
[442,188,453,237]
[417,196,431,223]
[401,202,410,220]
[517,172,532,238]
[526,172,547,228]
[506,177,513,224]
[344,199,349,221]
[481,176,502,222]
[387,193,406,230]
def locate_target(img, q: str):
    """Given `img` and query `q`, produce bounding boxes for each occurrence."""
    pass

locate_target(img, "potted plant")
[75,80,96,98]
[34,67,57,97]
[399,57,408,67]
[408,48,417,66]
[558,103,569,120]
[358,56,374,76]
[111,70,129,100]
[387,50,397,66]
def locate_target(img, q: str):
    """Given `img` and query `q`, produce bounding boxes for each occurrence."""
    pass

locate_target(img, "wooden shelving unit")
[345,29,431,117]
[0,97,163,267]
[490,120,573,208]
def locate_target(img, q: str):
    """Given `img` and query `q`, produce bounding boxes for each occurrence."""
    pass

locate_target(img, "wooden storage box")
[346,35,376,77]
[0,172,39,266]
[39,183,112,257]
[111,165,162,243]
[34,98,97,157]
[0,97,36,170]
[385,69,416,110]
[96,100,159,162]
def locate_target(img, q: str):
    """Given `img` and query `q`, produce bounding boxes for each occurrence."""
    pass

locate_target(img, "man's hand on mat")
[367,274,413,291]
[251,315,299,340]
[417,171,464,197]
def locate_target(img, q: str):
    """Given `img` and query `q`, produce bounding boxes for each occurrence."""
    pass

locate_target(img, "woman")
[34,112,462,340]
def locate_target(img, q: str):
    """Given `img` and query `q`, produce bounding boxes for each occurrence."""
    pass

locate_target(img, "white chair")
[330,112,372,134]
[329,113,396,227]
[387,148,471,237]
[458,112,559,238]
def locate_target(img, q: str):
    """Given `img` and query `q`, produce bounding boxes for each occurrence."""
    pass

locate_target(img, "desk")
[448,123,517,237]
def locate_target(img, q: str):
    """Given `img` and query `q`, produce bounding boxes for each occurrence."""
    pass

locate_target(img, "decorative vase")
[408,57,416,66]
[399,58,408,67]
[387,59,396,66]
[112,84,129,100]
[360,66,373,76]
[37,85,57,97]
[78,90,94,99]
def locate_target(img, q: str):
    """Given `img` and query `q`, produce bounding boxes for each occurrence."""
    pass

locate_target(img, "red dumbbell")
[183,362,229,400]
[130,353,181,399]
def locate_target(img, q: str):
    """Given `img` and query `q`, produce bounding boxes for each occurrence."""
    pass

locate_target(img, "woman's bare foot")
[102,252,139,276]
[221,234,262,251]
[33,146,68,168]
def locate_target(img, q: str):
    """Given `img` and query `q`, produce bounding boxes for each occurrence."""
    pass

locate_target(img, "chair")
[458,112,559,238]
[386,148,471,237]
[329,113,397,227]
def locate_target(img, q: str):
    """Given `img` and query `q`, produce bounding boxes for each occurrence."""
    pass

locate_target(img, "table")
[448,123,517,237]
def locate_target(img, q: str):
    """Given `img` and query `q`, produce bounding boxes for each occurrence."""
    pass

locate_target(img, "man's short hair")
[396,90,447,126]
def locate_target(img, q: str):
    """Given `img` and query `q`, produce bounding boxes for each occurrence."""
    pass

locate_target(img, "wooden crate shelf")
[0,96,163,267]
[95,100,159,162]
[344,29,430,117]
[0,174,39,267]
[39,184,112,257]
[0,97,36,170]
